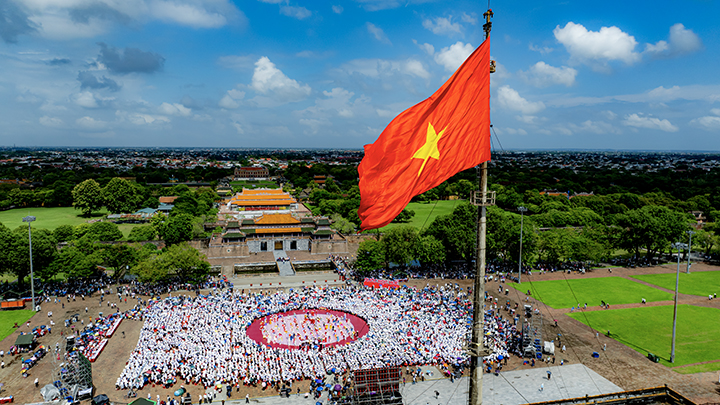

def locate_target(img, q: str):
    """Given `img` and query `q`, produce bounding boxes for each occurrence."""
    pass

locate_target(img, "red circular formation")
[246,308,369,350]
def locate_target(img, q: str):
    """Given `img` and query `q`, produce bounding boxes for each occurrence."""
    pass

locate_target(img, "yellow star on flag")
[412,122,445,176]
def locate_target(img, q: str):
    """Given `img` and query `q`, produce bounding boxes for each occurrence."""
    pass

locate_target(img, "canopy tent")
[130,398,157,405]
[14,334,34,347]
[40,384,61,402]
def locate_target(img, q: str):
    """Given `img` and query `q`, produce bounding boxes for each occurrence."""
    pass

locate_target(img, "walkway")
[273,250,295,276]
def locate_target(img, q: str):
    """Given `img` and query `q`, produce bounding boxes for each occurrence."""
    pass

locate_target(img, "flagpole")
[469,9,493,405]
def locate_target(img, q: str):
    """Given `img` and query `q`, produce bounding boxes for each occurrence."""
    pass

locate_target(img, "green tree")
[103,177,142,214]
[53,224,75,243]
[159,213,194,245]
[128,225,157,242]
[158,242,210,282]
[392,208,415,223]
[355,239,385,272]
[416,235,445,265]
[101,244,138,280]
[424,202,477,262]
[382,226,418,265]
[72,179,104,216]
[49,245,102,280]
[85,221,123,241]
[617,205,690,258]
[0,226,58,284]
[330,213,355,234]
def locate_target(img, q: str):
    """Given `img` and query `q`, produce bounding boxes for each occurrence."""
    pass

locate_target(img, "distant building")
[226,188,297,211]
[218,212,334,252]
[159,196,178,204]
[689,211,705,228]
[234,166,269,180]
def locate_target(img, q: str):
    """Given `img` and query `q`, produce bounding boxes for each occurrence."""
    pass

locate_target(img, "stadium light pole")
[518,207,528,285]
[22,215,37,312]
[671,242,681,363]
[686,230,694,274]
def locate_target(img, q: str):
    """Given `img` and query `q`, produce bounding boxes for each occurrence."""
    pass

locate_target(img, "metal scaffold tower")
[50,337,94,401]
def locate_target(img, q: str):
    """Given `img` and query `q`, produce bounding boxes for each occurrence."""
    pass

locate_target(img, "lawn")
[0,310,35,341]
[230,180,278,191]
[511,277,674,309]
[632,271,720,297]
[0,206,108,230]
[377,199,464,232]
[568,305,720,369]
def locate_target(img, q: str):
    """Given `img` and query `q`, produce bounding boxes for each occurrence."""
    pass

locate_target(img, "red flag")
[358,37,492,230]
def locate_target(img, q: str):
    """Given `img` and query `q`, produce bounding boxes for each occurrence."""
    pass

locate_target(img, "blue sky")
[1,0,719,150]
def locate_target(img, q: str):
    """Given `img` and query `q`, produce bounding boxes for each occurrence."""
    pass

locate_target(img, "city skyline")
[1,0,719,150]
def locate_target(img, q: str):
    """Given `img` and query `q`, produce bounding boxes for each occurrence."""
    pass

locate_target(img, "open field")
[512,277,674,309]
[0,207,108,230]
[632,271,720,297]
[0,310,35,341]
[378,199,464,232]
[230,180,278,191]
[568,305,720,369]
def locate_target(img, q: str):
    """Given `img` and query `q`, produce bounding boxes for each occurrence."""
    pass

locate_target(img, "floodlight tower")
[22,215,36,311]
[670,242,682,363]
[517,206,528,284]
[686,230,694,274]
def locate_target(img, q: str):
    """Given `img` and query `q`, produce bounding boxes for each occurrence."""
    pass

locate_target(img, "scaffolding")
[51,338,94,402]
[522,304,543,359]
[350,367,402,405]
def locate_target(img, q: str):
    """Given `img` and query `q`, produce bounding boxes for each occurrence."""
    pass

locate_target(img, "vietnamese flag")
[358,37,492,230]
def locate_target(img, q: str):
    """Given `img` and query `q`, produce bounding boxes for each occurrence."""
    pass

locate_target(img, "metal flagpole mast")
[469,9,494,405]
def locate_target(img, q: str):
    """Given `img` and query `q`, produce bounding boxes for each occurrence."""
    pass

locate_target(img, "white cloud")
[71,91,99,108]
[623,113,678,132]
[297,87,374,121]
[280,6,311,20]
[341,58,429,79]
[499,128,528,136]
[602,110,618,120]
[22,0,242,40]
[217,55,255,70]
[645,23,702,57]
[519,62,577,87]
[460,13,477,25]
[412,40,434,55]
[516,115,539,124]
[149,2,227,28]
[690,109,720,130]
[554,22,640,65]
[39,116,65,128]
[529,44,553,54]
[422,16,462,36]
[218,95,238,109]
[159,102,191,116]
[299,118,331,134]
[434,41,474,72]
[76,116,108,131]
[366,22,390,44]
[250,57,311,102]
[497,86,545,115]
[332,5,343,14]
[128,113,171,125]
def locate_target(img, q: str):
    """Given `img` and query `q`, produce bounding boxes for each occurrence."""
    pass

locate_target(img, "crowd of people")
[115,284,474,390]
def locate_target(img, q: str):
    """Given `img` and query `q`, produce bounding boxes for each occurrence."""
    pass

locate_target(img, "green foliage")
[72,179,103,216]
[53,224,75,243]
[355,239,385,271]
[85,221,123,242]
[128,224,157,242]
[416,235,445,265]
[130,242,209,283]
[101,244,139,280]
[424,202,477,262]
[0,225,57,284]
[159,213,194,245]
[330,213,355,234]
[616,205,690,258]
[382,226,419,265]
[392,208,415,223]
[49,245,101,280]
[103,177,142,214]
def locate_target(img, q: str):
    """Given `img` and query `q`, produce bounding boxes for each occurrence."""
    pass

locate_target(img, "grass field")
[568,305,720,369]
[0,207,108,230]
[230,180,278,191]
[378,200,464,232]
[632,271,720,297]
[511,277,674,309]
[0,310,35,341]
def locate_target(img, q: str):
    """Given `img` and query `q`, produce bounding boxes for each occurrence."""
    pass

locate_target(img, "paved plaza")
[212,364,621,405]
